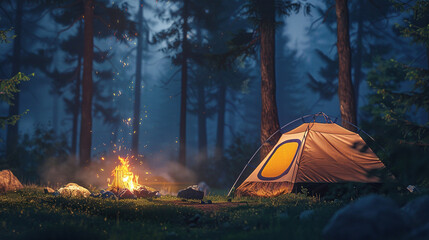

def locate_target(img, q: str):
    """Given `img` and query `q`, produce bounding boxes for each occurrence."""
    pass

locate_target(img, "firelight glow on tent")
[230,113,386,197]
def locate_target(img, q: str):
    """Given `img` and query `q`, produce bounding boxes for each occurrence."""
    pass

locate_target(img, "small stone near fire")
[44,187,55,194]
[101,191,118,200]
[57,183,91,198]
[134,186,158,198]
[0,169,24,194]
[118,188,137,200]
[177,186,204,200]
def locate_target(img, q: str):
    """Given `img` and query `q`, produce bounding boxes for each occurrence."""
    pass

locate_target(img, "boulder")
[0,170,23,193]
[402,195,429,226]
[134,186,158,198]
[323,194,411,240]
[177,186,204,200]
[57,183,91,198]
[101,191,118,200]
[118,188,137,199]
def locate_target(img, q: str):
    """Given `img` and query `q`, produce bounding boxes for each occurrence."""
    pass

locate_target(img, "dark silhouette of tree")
[240,0,310,159]
[308,0,394,119]
[153,0,194,166]
[131,0,148,157]
[363,0,429,184]
[79,0,95,167]
[1,1,52,166]
[6,0,23,160]
[50,0,136,165]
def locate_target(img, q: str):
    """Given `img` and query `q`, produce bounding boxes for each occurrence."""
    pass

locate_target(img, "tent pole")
[227,145,263,197]
[227,114,314,197]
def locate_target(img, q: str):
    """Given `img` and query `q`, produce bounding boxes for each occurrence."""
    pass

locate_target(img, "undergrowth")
[0,187,344,240]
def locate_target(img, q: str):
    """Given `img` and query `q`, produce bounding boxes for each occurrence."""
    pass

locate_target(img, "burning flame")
[108,156,140,192]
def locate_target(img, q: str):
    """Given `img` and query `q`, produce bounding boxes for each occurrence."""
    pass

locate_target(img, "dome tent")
[229,113,386,197]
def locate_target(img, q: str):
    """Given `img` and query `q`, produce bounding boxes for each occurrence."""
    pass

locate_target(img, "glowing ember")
[108,156,141,192]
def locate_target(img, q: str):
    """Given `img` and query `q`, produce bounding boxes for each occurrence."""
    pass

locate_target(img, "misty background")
[0,0,427,189]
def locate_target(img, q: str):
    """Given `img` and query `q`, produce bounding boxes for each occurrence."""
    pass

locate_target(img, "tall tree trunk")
[178,0,189,166]
[215,82,226,160]
[260,0,280,160]
[79,0,94,167]
[132,1,144,157]
[197,81,208,162]
[71,55,82,156]
[353,0,363,122]
[335,0,356,131]
[6,0,23,161]
[196,27,207,163]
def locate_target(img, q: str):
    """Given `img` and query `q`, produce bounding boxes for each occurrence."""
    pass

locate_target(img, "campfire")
[106,155,158,199]
[108,156,140,192]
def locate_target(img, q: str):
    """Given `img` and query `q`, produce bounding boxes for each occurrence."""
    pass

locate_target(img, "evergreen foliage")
[0,28,31,130]
[363,0,429,185]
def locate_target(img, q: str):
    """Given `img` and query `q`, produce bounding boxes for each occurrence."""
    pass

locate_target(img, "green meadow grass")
[0,186,344,240]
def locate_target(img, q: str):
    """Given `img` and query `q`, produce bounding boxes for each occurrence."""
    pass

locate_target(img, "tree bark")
[197,81,208,162]
[215,82,226,160]
[335,0,356,131]
[79,0,94,167]
[353,0,363,122]
[260,0,280,160]
[6,0,23,160]
[195,27,208,163]
[71,55,82,156]
[132,1,144,157]
[178,0,189,166]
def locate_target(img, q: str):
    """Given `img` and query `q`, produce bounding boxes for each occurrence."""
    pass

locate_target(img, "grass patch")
[0,187,345,239]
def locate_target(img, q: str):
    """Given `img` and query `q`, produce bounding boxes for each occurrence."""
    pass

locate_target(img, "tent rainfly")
[233,118,386,197]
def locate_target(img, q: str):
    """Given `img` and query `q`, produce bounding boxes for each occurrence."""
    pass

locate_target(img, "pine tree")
[363,0,429,184]
[240,0,310,159]
[153,0,196,166]
[50,0,136,165]
[307,0,394,120]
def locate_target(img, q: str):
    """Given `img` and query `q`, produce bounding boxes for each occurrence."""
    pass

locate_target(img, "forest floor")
[0,186,360,239]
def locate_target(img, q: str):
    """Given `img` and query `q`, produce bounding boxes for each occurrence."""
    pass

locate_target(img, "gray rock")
[118,188,137,199]
[177,186,204,200]
[402,195,429,226]
[406,222,429,240]
[134,186,158,198]
[323,194,411,240]
[101,191,118,200]
[299,209,314,220]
